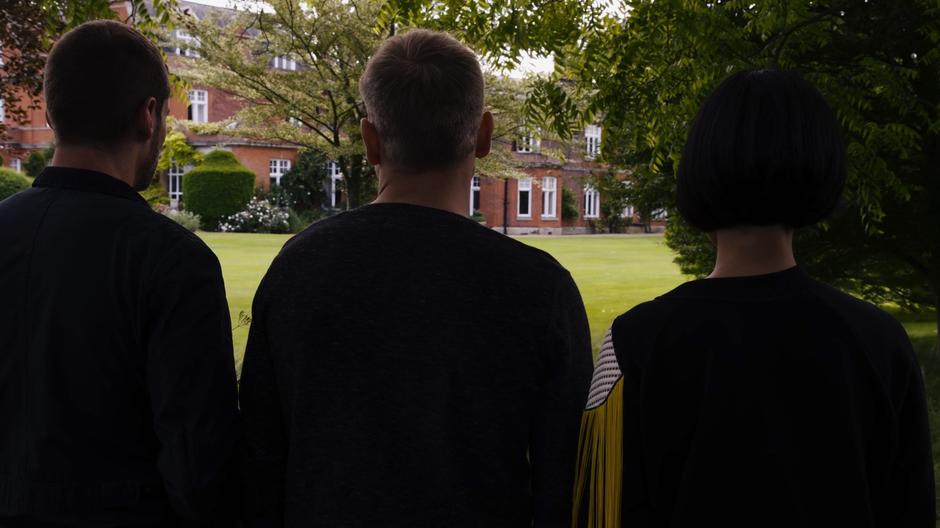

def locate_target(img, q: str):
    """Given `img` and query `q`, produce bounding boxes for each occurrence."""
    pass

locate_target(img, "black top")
[0,167,240,527]
[581,267,934,527]
[240,202,594,528]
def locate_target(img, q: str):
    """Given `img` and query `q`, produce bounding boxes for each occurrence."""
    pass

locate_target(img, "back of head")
[360,29,484,172]
[44,20,170,147]
[677,69,846,231]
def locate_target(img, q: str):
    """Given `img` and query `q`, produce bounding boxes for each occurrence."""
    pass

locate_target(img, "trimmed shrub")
[182,150,255,230]
[24,147,54,179]
[0,167,31,201]
[219,197,290,234]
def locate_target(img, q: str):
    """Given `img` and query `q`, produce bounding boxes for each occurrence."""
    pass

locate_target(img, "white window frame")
[328,161,344,208]
[272,55,297,71]
[168,162,185,202]
[585,125,601,159]
[174,29,200,57]
[10,158,21,173]
[469,175,481,215]
[541,176,557,219]
[517,177,532,218]
[269,159,291,186]
[0,98,4,123]
[188,90,208,123]
[584,184,600,219]
[517,133,540,153]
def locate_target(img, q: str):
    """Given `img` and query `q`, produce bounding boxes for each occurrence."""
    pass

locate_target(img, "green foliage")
[182,150,256,230]
[140,182,170,207]
[471,210,486,224]
[157,124,203,172]
[589,170,631,233]
[287,208,321,233]
[161,208,201,232]
[0,167,31,201]
[281,149,329,212]
[561,186,579,221]
[23,148,52,179]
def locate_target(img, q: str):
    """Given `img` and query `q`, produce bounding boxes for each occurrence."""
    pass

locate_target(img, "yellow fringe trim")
[571,377,624,528]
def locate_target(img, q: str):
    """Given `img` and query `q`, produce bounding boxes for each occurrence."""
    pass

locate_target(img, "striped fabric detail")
[585,329,622,410]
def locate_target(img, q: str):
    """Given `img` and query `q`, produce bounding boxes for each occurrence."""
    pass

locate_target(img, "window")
[585,125,601,159]
[584,185,600,218]
[269,159,291,186]
[541,176,557,218]
[0,98,4,123]
[516,133,540,153]
[469,175,481,215]
[10,158,21,173]
[173,29,200,57]
[328,161,344,208]
[188,90,208,123]
[517,178,532,218]
[272,56,297,71]
[623,204,634,219]
[168,163,185,201]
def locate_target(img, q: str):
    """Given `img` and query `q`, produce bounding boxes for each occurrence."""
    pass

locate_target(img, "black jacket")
[0,167,240,527]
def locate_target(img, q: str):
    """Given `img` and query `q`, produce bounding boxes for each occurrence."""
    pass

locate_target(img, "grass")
[200,232,937,365]
[199,232,691,367]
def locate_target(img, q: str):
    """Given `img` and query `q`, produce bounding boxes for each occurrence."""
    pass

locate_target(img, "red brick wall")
[229,145,299,189]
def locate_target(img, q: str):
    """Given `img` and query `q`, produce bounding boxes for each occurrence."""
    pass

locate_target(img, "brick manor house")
[0,1,657,235]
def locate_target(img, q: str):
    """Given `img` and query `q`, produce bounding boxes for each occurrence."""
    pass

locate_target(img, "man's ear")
[361,118,382,166]
[136,96,158,142]
[475,111,494,159]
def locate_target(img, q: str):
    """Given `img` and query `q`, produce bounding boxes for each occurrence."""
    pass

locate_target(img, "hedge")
[182,150,255,230]
[0,168,32,201]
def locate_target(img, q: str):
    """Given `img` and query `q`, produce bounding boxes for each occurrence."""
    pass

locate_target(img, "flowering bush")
[219,197,291,233]
[154,204,202,232]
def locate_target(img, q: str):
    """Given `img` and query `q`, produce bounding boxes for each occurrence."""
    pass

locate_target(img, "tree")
[281,148,329,212]
[175,0,541,209]
[0,0,177,136]
[588,170,631,234]
[390,0,940,340]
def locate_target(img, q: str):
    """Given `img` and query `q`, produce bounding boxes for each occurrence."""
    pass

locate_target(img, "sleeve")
[573,321,650,528]
[531,273,594,528]
[885,340,935,527]
[144,239,241,525]
[239,276,287,527]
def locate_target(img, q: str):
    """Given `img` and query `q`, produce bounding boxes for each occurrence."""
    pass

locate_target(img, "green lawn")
[199,231,937,368]
[199,232,691,368]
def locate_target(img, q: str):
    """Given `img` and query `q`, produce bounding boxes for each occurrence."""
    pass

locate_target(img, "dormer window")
[517,133,540,153]
[585,125,601,159]
[272,56,297,71]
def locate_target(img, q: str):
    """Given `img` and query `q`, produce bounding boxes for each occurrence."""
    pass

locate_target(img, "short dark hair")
[44,20,171,146]
[676,69,846,231]
[360,29,484,171]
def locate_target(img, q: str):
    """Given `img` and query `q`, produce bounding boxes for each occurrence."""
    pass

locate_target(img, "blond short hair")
[360,29,484,171]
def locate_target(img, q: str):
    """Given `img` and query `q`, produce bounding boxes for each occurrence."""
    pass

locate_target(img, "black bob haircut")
[677,69,846,232]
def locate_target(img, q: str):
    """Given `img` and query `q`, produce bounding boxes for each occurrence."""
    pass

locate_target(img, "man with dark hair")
[0,20,239,526]
[240,29,593,527]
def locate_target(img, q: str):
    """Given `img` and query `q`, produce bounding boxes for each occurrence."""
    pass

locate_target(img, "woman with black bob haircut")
[572,70,934,528]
